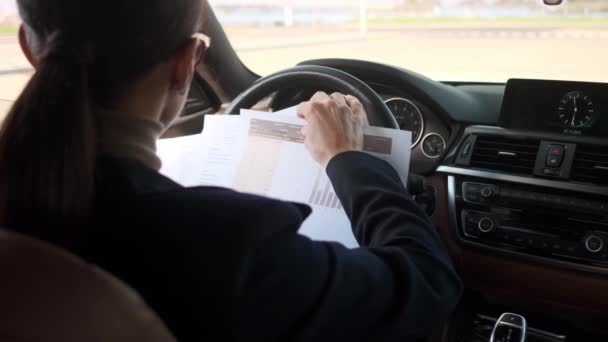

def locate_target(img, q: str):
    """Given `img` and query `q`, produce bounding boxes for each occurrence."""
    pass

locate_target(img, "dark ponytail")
[0,0,204,232]
[0,33,96,229]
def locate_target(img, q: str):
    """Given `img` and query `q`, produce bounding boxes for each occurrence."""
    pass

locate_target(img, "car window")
[3,0,608,120]
[0,0,30,120]
[212,0,608,83]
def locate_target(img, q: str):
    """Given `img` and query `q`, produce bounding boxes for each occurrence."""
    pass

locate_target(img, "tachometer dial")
[421,133,446,159]
[384,98,424,148]
[558,91,596,128]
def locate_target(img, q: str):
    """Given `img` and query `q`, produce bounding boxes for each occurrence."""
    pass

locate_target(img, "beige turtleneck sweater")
[98,111,165,171]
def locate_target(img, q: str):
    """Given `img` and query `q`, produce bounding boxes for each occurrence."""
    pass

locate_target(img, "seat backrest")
[0,229,177,342]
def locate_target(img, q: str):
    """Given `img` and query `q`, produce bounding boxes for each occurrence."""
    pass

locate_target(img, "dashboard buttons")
[458,179,608,270]
[463,182,500,204]
[478,217,496,233]
[462,211,500,237]
[463,182,482,203]
[464,182,482,193]
[466,183,608,215]
[542,168,560,177]
[534,141,577,180]
[546,144,565,168]
[585,235,604,253]
[481,186,495,199]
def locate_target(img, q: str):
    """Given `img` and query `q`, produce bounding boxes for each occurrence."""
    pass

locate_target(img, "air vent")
[571,144,608,186]
[470,135,540,174]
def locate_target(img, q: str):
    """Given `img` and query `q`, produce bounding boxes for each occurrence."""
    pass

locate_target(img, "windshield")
[212,0,608,83]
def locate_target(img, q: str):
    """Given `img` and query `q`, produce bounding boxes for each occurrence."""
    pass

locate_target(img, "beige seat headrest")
[0,229,177,342]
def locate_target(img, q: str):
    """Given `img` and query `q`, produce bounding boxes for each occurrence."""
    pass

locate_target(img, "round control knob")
[481,187,495,199]
[585,235,604,254]
[478,217,495,233]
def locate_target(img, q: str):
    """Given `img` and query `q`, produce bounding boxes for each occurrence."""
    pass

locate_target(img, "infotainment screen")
[499,79,608,138]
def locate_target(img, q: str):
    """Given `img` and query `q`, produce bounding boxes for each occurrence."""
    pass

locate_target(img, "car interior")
[1,0,607,341]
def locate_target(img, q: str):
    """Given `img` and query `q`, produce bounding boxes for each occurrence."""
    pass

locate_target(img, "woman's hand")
[297,92,368,166]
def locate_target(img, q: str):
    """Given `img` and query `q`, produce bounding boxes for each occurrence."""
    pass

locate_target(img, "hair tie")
[41,32,94,64]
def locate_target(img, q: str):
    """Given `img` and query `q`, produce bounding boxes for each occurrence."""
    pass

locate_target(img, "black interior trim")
[181,74,220,117]
[447,125,608,165]
[438,166,608,197]
[204,1,258,99]
[298,59,501,125]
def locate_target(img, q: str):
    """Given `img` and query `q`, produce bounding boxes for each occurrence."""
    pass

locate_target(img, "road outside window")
[2,0,608,120]
[215,0,608,81]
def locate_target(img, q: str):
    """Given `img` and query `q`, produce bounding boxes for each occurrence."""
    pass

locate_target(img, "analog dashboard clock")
[558,91,597,128]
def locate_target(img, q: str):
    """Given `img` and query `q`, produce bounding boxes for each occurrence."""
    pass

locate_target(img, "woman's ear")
[19,25,40,69]
[169,40,199,96]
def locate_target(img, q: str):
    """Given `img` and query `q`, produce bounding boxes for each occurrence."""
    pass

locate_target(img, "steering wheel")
[225,66,399,129]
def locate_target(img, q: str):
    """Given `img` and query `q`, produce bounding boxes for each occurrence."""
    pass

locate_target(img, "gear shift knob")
[490,313,527,342]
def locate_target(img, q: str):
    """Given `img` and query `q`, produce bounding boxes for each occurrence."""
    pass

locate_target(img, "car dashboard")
[377,92,451,172]
[294,59,608,340]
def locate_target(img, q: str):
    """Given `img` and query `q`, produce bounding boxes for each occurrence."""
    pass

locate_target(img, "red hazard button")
[546,145,565,168]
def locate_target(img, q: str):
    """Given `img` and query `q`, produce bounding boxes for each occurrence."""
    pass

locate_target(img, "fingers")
[299,92,332,119]
[311,91,331,102]
[345,95,363,114]
[297,102,310,119]
[296,91,366,165]
[299,92,360,121]
[345,95,368,125]
[330,92,348,108]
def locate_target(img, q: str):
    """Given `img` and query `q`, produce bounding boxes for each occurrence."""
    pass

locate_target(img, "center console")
[453,175,608,273]
[437,79,608,341]
[441,79,608,275]
[446,293,608,342]
[441,129,608,274]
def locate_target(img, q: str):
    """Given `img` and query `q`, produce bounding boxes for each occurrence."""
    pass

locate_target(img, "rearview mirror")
[543,0,563,5]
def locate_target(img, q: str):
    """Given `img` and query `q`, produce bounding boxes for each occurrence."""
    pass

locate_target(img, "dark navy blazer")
[81,151,462,341]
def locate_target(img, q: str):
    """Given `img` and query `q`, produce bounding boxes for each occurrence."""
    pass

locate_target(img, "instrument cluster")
[384,97,447,159]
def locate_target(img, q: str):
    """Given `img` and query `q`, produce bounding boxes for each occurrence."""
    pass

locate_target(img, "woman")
[0,0,462,341]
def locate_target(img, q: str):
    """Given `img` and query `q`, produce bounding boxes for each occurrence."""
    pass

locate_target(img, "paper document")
[157,107,412,248]
[240,107,411,187]
[157,134,204,187]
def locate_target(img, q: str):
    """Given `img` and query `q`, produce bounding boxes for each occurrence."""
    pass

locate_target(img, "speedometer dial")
[384,98,424,148]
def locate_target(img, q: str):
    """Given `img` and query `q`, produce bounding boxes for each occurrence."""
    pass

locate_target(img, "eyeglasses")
[192,33,211,67]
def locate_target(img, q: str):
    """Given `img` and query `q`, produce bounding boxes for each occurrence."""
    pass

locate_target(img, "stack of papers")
[157,106,412,248]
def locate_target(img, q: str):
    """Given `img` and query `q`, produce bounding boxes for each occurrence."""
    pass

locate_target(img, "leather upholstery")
[0,229,177,342]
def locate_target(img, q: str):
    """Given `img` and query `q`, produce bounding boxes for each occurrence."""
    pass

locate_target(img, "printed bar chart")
[308,169,342,210]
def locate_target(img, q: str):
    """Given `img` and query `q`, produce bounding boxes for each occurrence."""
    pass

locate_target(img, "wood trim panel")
[428,174,608,321]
